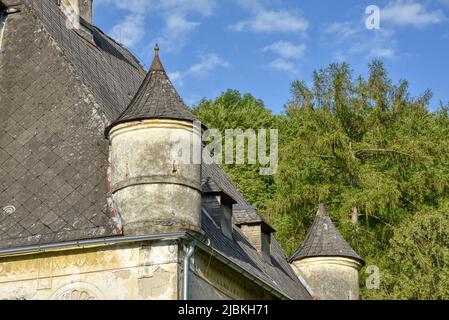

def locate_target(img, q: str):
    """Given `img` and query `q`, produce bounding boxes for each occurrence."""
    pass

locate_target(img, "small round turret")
[289,204,364,300]
[105,46,202,235]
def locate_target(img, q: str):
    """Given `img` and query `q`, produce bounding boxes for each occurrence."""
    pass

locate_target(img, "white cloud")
[263,41,306,59]
[110,14,145,47]
[349,28,397,59]
[235,0,264,13]
[323,22,359,42]
[230,10,309,34]
[169,54,230,85]
[382,1,446,27]
[160,0,216,16]
[154,12,200,51]
[165,13,199,32]
[369,47,396,59]
[96,0,216,51]
[95,0,148,13]
[269,58,296,73]
[322,20,397,61]
[188,54,231,76]
[168,71,184,84]
[184,94,203,106]
[319,1,446,61]
[96,0,216,16]
[231,2,309,74]
[263,41,305,73]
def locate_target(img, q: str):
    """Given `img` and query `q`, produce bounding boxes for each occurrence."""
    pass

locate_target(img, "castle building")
[0,0,363,300]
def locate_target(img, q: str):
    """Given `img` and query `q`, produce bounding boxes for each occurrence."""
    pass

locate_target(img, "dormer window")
[202,177,236,239]
[261,227,271,256]
[234,204,275,257]
[58,0,94,41]
[220,197,234,239]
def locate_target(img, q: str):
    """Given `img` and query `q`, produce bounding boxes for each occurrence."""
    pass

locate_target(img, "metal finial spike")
[150,43,164,72]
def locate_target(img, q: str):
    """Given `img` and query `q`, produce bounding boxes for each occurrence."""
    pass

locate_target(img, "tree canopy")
[192,61,449,299]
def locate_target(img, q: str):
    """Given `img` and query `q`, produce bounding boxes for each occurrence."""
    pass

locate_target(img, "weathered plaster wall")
[0,240,179,300]
[0,240,279,300]
[109,120,202,235]
[291,257,361,300]
[59,0,93,24]
[190,249,276,300]
[188,272,232,300]
[78,0,93,24]
[240,225,262,252]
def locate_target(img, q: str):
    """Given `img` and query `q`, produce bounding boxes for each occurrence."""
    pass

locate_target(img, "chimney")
[78,0,93,25]
[233,205,275,257]
[59,0,94,40]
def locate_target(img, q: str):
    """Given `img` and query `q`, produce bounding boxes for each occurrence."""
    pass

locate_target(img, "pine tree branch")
[361,213,393,228]
[315,154,336,159]
[354,148,415,160]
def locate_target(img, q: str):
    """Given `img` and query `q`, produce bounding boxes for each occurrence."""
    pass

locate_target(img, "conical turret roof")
[105,45,196,136]
[289,204,364,264]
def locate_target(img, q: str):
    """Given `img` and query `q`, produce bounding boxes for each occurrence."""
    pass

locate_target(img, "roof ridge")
[91,25,144,69]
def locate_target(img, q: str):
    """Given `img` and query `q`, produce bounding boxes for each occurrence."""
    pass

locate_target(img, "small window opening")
[261,229,271,257]
[220,203,233,239]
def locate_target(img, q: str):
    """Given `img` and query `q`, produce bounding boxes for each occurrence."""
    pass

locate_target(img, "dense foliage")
[192,61,449,299]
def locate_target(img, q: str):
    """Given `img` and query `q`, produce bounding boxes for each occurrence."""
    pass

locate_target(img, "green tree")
[192,63,449,299]
[363,205,449,299]
[193,90,277,210]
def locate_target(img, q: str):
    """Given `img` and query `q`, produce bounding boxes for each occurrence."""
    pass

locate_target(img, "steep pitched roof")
[201,153,249,205]
[201,177,223,194]
[201,209,311,300]
[0,0,121,249]
[105,46,196,136]
[289,204,364,264]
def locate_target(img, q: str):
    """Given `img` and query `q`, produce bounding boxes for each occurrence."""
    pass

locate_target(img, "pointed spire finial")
[150,43,164,72]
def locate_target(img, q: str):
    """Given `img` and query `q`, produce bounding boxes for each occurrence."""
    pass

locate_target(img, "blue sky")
[93,0,449,113]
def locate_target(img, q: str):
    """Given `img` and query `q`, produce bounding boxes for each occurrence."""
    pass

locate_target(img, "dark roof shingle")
[105,48,196,136]
[233,204,275,232]
[289,204,364,264]
[201,206,311,300]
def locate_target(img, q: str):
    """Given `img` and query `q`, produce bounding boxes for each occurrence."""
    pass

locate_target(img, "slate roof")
[289,204,364,264]
[202,206,310,300]
[233,204,276,232]
[0,0,120,249]
[105,47,196,136]
[23,0,146,121]
[201,177,223,194]
[201,153,249,205]
[0,0,311,299]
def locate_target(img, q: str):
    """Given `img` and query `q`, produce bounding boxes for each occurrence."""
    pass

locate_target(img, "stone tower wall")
[291,257,361,300]
[109,119,202,235]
